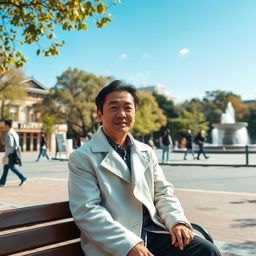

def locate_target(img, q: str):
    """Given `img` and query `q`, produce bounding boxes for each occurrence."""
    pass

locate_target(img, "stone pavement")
[0,152,255,256]
[1,179,255,256]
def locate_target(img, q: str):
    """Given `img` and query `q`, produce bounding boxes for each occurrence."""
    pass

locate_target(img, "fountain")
[212,102,249,146]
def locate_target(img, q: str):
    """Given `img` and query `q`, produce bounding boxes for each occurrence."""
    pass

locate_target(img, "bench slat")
[0,221,80,255]
[0,201,71,231]
[27,241,84,256]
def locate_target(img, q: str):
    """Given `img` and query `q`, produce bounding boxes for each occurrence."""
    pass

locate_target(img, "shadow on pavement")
[221,241,256,256]
[229,199,256,204]
[231,218,256,228]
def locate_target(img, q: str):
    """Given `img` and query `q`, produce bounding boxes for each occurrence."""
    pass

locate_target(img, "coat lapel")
[101,150,131,183]
[130,140,150,191]
[92,128,131,183]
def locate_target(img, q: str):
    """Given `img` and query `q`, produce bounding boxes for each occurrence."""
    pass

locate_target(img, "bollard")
[245,145,249,165]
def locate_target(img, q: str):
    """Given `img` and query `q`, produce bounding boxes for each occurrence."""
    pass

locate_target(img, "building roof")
[23,77,49,95]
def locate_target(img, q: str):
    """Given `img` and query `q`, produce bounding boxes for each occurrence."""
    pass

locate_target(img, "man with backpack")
[161,128,173,162]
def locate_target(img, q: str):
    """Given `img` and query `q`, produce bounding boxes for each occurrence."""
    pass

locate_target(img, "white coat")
[68,128,191,256]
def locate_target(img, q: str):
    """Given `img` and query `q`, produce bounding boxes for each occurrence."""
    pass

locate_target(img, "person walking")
[0,120,27,186]
[195,129,210,160]
[184,129,196,160]
[68,80,220,256]
[161,128,173,162]
[36,133,49,161]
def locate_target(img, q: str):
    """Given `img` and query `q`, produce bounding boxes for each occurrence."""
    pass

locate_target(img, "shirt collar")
[102,128,133,150]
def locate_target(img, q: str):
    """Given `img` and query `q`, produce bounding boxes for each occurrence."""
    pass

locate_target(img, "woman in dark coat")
[184,129,196,160]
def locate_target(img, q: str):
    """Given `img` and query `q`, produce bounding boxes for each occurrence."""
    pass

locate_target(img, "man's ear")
[97,110,103,122]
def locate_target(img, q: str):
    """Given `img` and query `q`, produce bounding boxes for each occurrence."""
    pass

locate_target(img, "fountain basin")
[212,122,247,131]
[212,122,248,145]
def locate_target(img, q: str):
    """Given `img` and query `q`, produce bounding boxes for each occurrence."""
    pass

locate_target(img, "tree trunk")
[0,100,5,120]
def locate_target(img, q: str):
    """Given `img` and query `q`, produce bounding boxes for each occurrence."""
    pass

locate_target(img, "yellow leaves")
[47,33,56,39]
[83,2,94,16]
[77,23,87,31]
[96,3,107,13]
[40,26,47,34]
[62,20,70,30]
[0,0,119,71]
[96,17,111,28]
[7,57,15,65]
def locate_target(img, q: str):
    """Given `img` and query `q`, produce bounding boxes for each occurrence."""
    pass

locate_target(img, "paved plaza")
[0,151,255,256]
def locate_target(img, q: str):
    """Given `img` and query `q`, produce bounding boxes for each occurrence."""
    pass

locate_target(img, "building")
[0,77,67,153]
[138,85,177,103]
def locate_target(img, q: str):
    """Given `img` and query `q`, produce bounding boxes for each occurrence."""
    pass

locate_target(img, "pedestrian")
[147,137,155,149]
[195,129,210,160]
[68,80,221,256]
[0,120,27,186]
[36,133,49,161]
[161,128,173,162]
[184,129,196,160]
[86,132,93,141]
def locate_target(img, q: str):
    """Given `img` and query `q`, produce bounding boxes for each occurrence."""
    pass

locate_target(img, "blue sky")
[22,0,256,102]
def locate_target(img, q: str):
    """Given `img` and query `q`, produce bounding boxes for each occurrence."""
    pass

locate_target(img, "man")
[183,129,196,160]
[68,80,220,256]
[36,133,49,161]
[195,130,210,160]
[0,120,27,186]
[161,128,173,162]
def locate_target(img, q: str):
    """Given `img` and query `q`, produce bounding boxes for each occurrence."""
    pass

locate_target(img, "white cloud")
[179,48,190,55]
[119,53,128,59]
[123,71,151,86]
[142,53,150,59]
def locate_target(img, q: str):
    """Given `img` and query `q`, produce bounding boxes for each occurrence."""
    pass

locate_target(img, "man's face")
[4,124,10,131]
[97,91,136,140]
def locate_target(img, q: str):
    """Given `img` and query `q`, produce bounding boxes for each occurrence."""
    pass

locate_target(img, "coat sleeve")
[4,132,14,156]
[150,149,192,231]
[68,151,142,256]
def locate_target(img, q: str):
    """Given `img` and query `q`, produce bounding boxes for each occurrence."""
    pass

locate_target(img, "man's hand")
[127,241,154,256]
[171,223,194,251]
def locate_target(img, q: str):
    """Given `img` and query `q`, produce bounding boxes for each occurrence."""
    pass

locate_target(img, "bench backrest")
[0,201,83,256]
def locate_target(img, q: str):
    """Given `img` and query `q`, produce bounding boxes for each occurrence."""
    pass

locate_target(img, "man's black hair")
[95,80,139,113]
[4,119,13,127]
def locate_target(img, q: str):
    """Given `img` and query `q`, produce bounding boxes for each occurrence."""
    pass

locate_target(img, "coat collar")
[91,127,148,153]
[91,127,150,187]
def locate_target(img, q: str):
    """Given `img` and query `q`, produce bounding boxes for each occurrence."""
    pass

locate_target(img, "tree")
[0,67,27,119]
[181,110,209,135]
[153,92,179,118]
[180,90,251,143]
[0,0,120,71]
[202,90,242,119]
[168,109,209,143]
[42,114,56,135]
[222,95,249,121]
[203,90,239,103]
[244,102,256,143]
[34,68,113,138]
[132,91,167,139]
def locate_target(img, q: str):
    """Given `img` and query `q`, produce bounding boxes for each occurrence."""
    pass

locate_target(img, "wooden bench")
[0,201,213,256]
[0,201,83,256]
